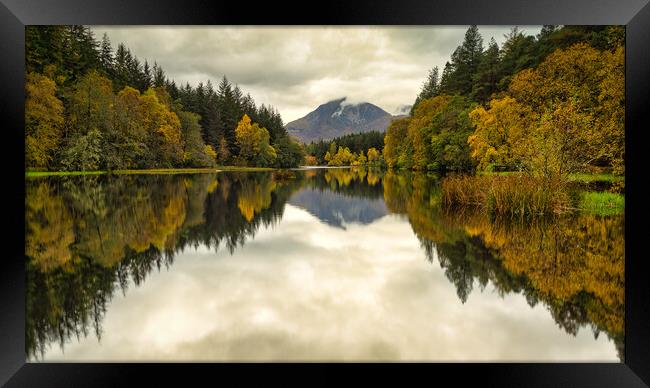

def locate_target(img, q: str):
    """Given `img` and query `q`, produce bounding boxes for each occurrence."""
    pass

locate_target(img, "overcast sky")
[92,26,542,122]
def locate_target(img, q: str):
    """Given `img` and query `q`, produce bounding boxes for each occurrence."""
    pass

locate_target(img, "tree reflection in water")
[25,168,624,361]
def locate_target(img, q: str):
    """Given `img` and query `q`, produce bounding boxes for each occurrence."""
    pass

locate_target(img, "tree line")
[304,131,385,166]
[25,26,305,171]
[384,25,625,178]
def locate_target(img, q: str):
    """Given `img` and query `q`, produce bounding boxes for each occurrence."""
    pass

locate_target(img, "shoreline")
[25,166,276,177]
[24,165,365,177]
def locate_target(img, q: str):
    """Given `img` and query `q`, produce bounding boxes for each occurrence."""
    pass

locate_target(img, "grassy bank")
[442,174,625,218]
[579,191,625,216]
[26,166,275,178]
[478,171,624,183]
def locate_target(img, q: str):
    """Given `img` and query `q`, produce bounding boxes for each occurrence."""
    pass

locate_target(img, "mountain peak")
[286,99,400,142]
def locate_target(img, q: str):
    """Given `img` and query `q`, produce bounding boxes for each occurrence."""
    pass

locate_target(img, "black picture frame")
[1,0,649,386]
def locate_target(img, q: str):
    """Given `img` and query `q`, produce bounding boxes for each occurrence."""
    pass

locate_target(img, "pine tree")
[439,62,454,94]
[99,33,114,77]
[217,76,239,156]
[152,62,166,88]
[497,27,537,90]
[411,66,439,115]
[471,38,501,103]
[142,60,152,91]
[442,25,484,96]
[113,43,130,91]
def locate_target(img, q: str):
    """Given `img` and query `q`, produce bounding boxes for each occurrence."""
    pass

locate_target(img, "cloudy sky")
[93,26,542,122]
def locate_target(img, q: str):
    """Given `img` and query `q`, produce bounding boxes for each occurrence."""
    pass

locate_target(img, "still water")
[26,168,624,361]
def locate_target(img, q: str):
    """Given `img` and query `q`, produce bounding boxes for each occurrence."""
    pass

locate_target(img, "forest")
[378,25,625,217]
[383,25,624,177]
[304,131,385,166]
[25,26,305,171]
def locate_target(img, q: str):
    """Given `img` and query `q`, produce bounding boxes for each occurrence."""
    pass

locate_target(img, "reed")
[442,174,572,218]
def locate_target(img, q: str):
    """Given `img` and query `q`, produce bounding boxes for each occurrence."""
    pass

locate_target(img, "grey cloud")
[92,26,541,122]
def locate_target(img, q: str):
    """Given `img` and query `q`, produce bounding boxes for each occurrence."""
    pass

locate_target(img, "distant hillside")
[286,97,403,143]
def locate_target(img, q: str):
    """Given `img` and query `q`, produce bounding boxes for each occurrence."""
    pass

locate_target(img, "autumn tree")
[138,88,184,168]
[234,114,277,167]
[383,117,410,169]
[25,73,64,169]
[384,95,475,172]
[60,70,114,170]
[357,150,368,165]
[110,86,146,169]
[468,96,534,172]
[305,155,319,166]
[217,137,231,165]
[487,43,625,177]
[328,146,355,166]
[178,111,216,167]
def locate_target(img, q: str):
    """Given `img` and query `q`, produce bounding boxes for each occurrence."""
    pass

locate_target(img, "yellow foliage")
[468,96,534,171]
[205,144,217,160]
[25,182,76,271]
[25,73,64,168]
[235,114,276,166]
[383,117,410,168]
[305,155,319,166]
[237,177,276,221]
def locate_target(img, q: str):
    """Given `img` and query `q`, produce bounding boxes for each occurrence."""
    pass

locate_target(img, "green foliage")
[60,128,103,171]
[305,131,384,165]
[383,118,409,169]
[579,191,624,216]
[234,114,277,167]
[25,73,64,169]
[178,111,216,168]
[273,135,306,168]
[25,26,302,171]
[399,25,624,179]
[411,67,440,115]
[439,25,484,96]
[470,43,625,178]
[384,95,475,172]
[471,38,500,103]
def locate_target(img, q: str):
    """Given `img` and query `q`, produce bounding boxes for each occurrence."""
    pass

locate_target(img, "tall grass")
[442,174,571,218]
[579,191,625,216]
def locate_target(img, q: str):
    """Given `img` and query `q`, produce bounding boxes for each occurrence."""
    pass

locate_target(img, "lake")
[25,168,624,361]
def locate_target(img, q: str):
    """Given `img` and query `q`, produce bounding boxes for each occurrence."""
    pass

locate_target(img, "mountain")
[286,97,399,143]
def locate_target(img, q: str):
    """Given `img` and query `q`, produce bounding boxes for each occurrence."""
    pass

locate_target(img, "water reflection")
[25,168,624,361]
